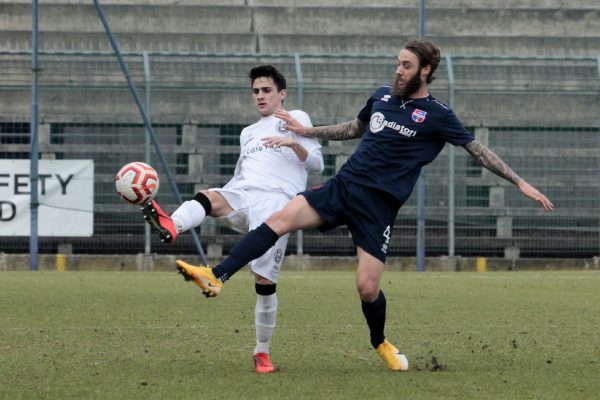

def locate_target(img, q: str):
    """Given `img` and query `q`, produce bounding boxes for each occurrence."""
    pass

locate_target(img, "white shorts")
[208,187,290,283]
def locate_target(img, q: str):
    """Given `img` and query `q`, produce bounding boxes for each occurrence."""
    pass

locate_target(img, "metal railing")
[1,50,599,259]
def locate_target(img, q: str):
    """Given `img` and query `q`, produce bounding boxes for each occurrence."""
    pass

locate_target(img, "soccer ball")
[115,162,159,205]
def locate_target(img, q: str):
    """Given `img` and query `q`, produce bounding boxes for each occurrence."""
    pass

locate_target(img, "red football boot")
[253,352,276,373]
[141,200,177,243]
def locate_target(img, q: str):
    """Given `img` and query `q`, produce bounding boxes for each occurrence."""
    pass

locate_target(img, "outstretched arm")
[273,109,366,140]
[464,140,521,184]
[463,139,554,211]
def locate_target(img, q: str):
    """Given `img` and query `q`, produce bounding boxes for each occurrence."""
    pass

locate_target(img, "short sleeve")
[440,108,475,146]
[356,86,389,123]
[289,110,313,128]
[289,110,321,153]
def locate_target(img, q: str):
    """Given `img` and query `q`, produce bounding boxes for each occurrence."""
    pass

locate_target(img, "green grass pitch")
[1,270,599,399]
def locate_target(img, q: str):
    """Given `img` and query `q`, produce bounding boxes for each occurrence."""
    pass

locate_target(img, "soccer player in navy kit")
[176,38,554,371]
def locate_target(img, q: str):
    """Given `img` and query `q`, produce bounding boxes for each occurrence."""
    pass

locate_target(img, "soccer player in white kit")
[142,65,324,373]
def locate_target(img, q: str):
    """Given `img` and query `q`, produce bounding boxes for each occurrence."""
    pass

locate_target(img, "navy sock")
[212,223,279,282]
[361,290,387,349]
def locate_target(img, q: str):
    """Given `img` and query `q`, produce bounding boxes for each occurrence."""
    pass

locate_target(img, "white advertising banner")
[0,159,94,236]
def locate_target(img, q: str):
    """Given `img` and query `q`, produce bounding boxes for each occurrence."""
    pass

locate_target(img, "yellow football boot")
[375,339,409,371]
[175,259,222,297]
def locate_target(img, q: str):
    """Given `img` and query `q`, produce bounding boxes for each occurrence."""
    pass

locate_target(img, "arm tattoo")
[463,140,522,185]
[310,119,366,140]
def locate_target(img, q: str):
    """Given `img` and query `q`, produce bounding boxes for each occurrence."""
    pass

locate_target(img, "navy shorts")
[300,176,401,263]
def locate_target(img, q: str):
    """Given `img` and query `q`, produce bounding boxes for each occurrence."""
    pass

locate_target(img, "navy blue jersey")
[337,85,475,204]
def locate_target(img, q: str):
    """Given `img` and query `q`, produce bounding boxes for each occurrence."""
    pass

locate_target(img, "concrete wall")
[1,3,255,52]
[1,4,251,33]
[2,0,597,6]
[1,1,600,55]
[2,253,600,272]
[1,1,598,123]
[1,1,598,258]
[254,7,600,37]
[253,0,600,7]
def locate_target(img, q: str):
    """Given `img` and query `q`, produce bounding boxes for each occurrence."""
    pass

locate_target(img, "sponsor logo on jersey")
[381,94,391,102]
[245,145,282,156]
[276,120,288,134]
[411,109,427,123]
[370,112,417,137]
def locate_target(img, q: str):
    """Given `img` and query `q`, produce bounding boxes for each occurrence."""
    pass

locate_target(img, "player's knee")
[356,281,379,302]
[266,209,292,234]
[255,274,275,286]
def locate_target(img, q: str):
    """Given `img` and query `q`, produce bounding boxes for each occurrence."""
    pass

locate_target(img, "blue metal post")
[92,0,208,264]
[416,0,426,272]
[597,56,600,257]
[143,51,151,256]
[419,0,426,38]
[446,54,455,257]
[29,0,39,271]
[294,53,304,256]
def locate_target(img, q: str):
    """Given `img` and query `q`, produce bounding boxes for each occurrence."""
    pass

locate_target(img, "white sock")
[254,293,278,354]
[171,199,207,233]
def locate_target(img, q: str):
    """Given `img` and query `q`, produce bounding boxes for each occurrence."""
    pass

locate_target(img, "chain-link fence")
[1,51,599,258]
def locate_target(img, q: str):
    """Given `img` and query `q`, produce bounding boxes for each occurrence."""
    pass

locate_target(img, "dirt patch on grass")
[414,354,448,372]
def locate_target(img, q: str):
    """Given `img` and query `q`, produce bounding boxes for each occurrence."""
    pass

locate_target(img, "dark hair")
[403,38,441,84]
[249,65,287,91]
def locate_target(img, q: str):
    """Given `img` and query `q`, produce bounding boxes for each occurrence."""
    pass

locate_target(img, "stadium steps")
[259,33,600,57]
[253,6,600,56]
[252,0,600,7]
[0,0,246,4]
[1,55,596,126]
[1,2,600,55]
[2,31,257,52]
[2,0,597,7]
[253,6,600,37]
[0,3,255,52]
[0,3,252,33]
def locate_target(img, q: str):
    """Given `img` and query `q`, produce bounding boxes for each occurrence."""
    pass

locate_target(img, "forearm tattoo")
[311,119,366,140]
[463,140,521,185]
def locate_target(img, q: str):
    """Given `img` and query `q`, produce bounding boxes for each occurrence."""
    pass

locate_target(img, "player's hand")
[261,136,296,149]
[273,109,312,137]
[517,180,554,211]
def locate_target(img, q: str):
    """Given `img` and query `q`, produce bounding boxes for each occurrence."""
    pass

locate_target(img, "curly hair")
[403,38,441,84]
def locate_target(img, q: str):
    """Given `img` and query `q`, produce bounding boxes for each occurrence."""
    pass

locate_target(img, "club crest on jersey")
[411,109,427,123]
[276,120,288,134]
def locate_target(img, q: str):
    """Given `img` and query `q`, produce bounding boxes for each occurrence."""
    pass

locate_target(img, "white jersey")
[224,110,323,198]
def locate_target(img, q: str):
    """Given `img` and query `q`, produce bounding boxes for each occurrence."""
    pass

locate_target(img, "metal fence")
[1,51,599,258]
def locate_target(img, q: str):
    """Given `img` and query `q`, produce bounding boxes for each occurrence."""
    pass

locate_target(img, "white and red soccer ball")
[115,162,159,205]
